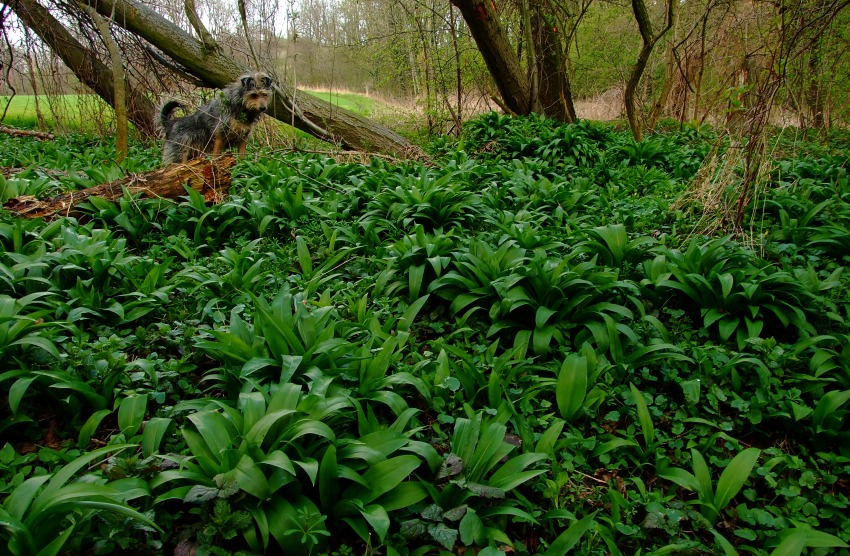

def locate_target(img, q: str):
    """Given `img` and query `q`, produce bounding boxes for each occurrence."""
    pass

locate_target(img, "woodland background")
[1,0,849,142]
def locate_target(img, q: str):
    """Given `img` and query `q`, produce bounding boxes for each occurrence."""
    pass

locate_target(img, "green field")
[303,89,377,116]
[2,90,380,133]
[0,94,118,131]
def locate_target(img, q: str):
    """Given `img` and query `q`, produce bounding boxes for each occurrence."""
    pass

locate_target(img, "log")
[0,125,56,141]
[3,155,237,220]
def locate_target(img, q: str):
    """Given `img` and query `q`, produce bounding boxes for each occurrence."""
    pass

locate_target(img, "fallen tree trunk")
[81,0,425,159]
[3,155,236,220]
[0,125,56,140]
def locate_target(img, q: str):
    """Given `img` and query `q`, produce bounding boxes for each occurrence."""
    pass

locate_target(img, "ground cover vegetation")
[1,114,850,555]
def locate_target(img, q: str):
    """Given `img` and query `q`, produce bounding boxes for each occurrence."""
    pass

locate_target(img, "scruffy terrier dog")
[160,72,272,165]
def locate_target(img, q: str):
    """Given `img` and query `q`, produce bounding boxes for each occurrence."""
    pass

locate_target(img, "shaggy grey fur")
[160,72,272,165]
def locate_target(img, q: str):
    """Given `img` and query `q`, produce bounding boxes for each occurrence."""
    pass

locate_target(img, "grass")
[0,94,119,132]
[302,88,378,116]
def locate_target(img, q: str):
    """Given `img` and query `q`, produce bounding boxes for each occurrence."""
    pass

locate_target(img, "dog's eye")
[261,77,272,88]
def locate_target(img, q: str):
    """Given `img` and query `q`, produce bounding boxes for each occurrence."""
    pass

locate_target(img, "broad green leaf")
[459,508,484,546]
[374,481,428,512]
[319,445,338,512]
[77,409,111,450]
[9,376,37,414]
[812,389,850,430]
[345,455,421,504]
[235,455,270,499]
[361,503,390,542]
[542,512,597,556]
[629,383,654,447]
[188,410,236,458]
[769,529,807,556]
[713,448,760,518]
[117,394,148,437]
[141,417,173,457]
[557,354,588,421]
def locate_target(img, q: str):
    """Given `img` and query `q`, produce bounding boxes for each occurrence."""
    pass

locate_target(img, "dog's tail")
[159,100,183,132]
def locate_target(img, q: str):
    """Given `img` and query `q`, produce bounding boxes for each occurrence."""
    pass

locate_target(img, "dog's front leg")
[213,135,225,157]
[238,141,247,158]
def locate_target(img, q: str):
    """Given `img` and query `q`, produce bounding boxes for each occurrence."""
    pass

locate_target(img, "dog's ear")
[241,76,255,90]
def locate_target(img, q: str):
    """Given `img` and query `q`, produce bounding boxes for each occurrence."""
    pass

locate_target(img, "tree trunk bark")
[3,155,237,220]
[647,37,677,131]
[80,0,424,158]
[624,0,675,141]
[3,0,158,138]
[532,5,574,122]
[450,0,531,115]
[83,3,129,163]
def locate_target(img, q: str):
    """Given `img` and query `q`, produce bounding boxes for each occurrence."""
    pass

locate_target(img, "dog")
[160,72,272,165]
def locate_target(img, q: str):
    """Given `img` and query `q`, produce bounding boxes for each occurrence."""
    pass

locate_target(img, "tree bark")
[3,0,158,138]
[0,125,55,140]
[531,5,574,121]
[80,0,424,158]
[3,155,237,220]
[450,0,531,115]
[82,3,129,162]
[624,0,675,141]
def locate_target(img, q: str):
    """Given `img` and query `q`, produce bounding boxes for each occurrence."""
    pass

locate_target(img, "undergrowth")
[0,114,848,556]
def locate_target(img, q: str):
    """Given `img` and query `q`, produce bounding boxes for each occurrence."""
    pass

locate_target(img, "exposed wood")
[4,155,237,220]
[2,0,158,137]
[0,125,55,140]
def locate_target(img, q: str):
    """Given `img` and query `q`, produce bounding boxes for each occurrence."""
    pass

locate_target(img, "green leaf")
[77,409,111,449]
[770,529,807,556]
[812,389,850,431]
[141,418,172,457]
[629,383,654,447]
[117,395,148,437]
[235,455,270,499]
[9,376,37,414]
[427,522,458,550]
[542,512,597,556]
[345,455,421,504]
[361,504,390,542]
[374,481,428,512]
[557,354,588,421]
[459,508,484,546]
[188,410,236,460]
[713,448,760,519]
[318,445,338,512]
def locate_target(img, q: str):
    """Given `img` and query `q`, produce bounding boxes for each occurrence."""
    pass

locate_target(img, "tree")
[3,0,157,137]
[624,0,676,141]
[7,0,424,157]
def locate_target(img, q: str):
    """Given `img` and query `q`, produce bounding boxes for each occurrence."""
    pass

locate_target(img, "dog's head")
[239,72,273,113]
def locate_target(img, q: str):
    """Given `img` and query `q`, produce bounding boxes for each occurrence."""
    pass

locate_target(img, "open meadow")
[0,111,849,555]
